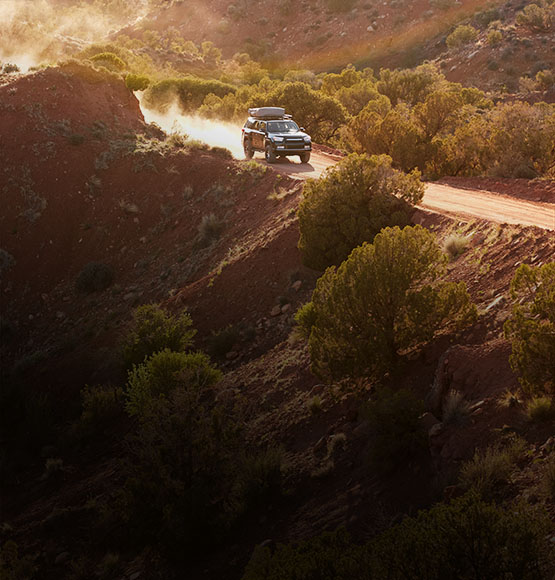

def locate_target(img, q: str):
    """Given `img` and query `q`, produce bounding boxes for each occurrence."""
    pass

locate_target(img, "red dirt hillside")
[0,62,313,391]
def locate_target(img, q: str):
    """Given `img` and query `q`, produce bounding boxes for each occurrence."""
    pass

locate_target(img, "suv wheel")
[299,152,311,163]
[265,144,277,164]
[243,139,254,159]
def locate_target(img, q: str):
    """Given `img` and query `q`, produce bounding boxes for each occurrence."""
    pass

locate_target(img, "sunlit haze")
[137,95,245,159]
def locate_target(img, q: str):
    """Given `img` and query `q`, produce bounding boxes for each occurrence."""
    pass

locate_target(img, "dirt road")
[263,150,555,231]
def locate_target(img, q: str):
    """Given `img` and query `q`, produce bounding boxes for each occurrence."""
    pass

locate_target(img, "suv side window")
[246,119,255,129]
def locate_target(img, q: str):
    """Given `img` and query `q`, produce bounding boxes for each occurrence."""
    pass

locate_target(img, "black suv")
[242,107,312,164]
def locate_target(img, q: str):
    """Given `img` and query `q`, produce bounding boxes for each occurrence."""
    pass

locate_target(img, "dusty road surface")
[259,150,555,231]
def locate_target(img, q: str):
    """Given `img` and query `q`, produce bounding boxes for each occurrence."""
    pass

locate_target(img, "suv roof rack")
[248,106,291,119]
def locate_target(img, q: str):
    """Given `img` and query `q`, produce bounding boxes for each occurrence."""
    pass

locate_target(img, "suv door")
[255,121,267,150]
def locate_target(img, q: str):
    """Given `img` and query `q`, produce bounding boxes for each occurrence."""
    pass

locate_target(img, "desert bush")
[371,492,554,580]
[75,262,114,293]
[475,7,501,27]
[268,81,347,142]
[504,263,555,394]
[143,76,236,113]
[442,389,472,424]
[526,395,555,422]
[75,385,124,440]
[361,388,427,473]
[413,90,464,140]
[347,103,423,172]
[446,25,478,49]
[487,102,555,177]
[234,447,285,514]
[376,64,443,107]
[459,438,525,498]
[242,493,554,579]
[297,154,424,270]
[206,325,240,358]
[536,68,555,90]
[516,2,553,31]
[487,28,503,45]
[196,213,225,247]
[0,541,36,579]
[90,52,127,72]
[125,73,150,91]
[122,349,235,558]
[443,233,469,259]
[2,63,20,74]
[242,528,363,580]
[125,349,220,418]
[122,304,196,369]
[296,225,477,380]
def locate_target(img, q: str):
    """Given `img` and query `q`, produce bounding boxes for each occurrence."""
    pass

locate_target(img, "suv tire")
[299,152,311,164]
[265,143,277,164]
[243,139,254,159]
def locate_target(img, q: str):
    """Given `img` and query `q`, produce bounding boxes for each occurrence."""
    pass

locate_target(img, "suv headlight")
[304,136,311,143]
[273,136,284,142]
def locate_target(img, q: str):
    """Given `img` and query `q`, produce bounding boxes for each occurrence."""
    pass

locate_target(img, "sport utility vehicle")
[242,107,312,164]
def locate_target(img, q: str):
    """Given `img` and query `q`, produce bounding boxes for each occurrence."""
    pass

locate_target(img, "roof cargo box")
[248,107,285,118]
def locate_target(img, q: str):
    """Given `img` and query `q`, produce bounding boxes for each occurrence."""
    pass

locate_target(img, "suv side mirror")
[300,127,305,132]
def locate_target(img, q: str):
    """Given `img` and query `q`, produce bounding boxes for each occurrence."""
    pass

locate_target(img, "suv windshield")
[267,120,300,133]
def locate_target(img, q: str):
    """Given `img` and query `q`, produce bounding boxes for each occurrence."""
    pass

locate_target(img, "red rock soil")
[1,65,554,578]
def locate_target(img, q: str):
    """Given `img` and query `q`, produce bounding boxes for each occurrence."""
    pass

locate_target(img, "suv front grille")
[284,139,304,149]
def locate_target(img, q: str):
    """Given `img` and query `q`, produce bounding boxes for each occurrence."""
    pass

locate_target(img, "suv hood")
[270,131,310,139]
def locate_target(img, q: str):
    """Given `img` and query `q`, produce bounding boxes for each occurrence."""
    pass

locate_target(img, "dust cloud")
[138,96,246,160]
[0,0,148,71]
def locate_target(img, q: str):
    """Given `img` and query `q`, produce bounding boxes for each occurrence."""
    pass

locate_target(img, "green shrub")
[487,29,503,45]
[242,494,554,580]
[526,395,555,422]
[0,541,36,579]
[487,102,555,177]
[2,63,20,74]
[125,349,220,419]
[297,154,424,270]
[122,304,196,369]
[89,52,127,72]
[143,76,236,113]
[459,438,525,498]
[371,493,554,580]
[234,447,285,514]
[206,325,239,358]
[296,225,477,380]
[242,528,362,580]
[75,385,124,439]
[446,25,478,49]
[362,388,427,473]
[504,263,555,394]
[516,3,552,31]
[536,68,555,90]
[75,262,114,293]
[122,350,235,558]
[125,73,150,91]
[376,64,443,107]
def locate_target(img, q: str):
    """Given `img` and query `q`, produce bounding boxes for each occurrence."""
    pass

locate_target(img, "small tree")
[296,225,477,380]
[122,304,196,369]
[297,154,424,270]
[504,263,555,395]
[446,25,478,49]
